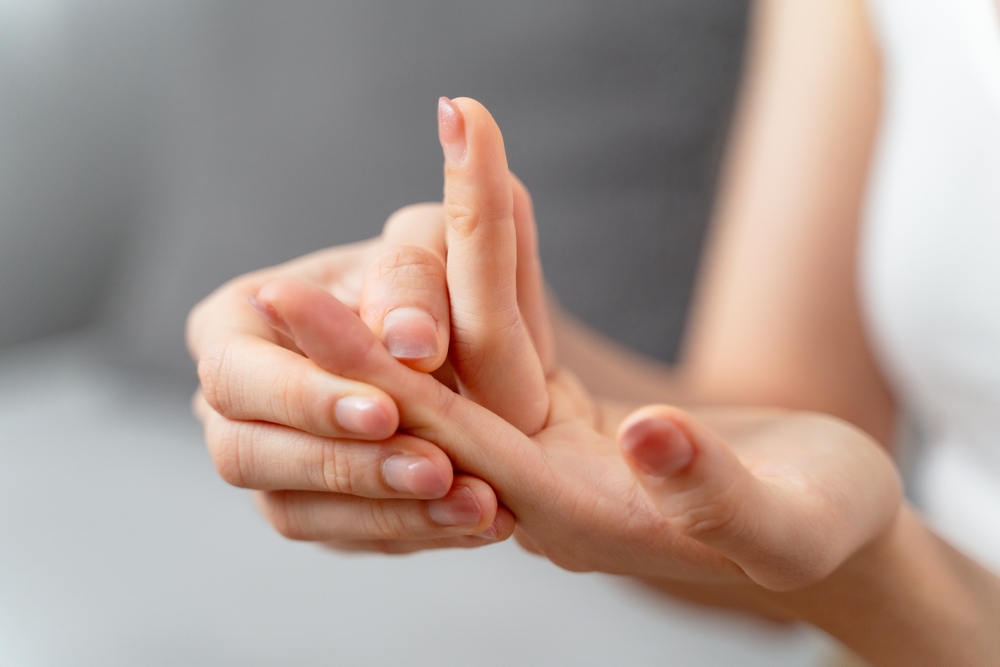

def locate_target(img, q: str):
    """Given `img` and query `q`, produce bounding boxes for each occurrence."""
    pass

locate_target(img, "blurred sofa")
[0,1,839,664]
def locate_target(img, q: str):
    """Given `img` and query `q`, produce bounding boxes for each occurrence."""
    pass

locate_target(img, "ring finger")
[202,405,453,499]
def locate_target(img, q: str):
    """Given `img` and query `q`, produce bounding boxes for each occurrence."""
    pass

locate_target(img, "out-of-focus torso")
[862,0,1000,571]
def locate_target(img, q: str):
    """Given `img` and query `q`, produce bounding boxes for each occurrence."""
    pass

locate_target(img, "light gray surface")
[0,335,835,666]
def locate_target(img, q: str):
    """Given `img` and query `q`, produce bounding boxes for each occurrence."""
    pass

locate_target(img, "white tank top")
[862,0,1000,572]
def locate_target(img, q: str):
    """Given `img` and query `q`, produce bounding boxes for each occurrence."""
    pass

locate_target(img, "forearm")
[780,504,1000,666]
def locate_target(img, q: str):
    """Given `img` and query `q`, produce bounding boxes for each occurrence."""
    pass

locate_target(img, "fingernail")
[438,97,466,165]
[427,486,482,527]
[248,294,292,337]
[620,417,695,478]
[382,307,438,360]
[334,396,391,437]
[382,455,449,497]
[475,517,502,540]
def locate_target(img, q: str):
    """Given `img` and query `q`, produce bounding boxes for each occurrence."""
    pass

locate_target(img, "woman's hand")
[250,271,901,590]
[186,216,510,552]
[185,93,563,553]
[185,194,528,551]
[246,97,902,592]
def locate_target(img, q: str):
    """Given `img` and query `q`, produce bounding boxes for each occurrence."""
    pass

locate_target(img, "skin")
[186,0,1000,663]
[244,269,897,588]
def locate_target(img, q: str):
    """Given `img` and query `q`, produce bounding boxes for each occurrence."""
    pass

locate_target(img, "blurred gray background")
[0,1,840,664]
[2,0,745,372]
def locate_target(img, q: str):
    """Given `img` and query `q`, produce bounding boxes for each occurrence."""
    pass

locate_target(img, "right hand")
[186,92,562,553]
[187,212,476,553]
[186,194,539,554]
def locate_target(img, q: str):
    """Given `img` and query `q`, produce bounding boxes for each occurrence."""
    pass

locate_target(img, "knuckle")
[444,200,479,237]
[319,442,355,495]
[207,419,262,489]
[449,315,524,384]
[419,378,460,431]
[453,301,522,341]
[186,275,259,357]
[361,501,409,539]
[197,339,237,417]
[209,424,247,488]
[275,366,315,430]
[371,245,445,287]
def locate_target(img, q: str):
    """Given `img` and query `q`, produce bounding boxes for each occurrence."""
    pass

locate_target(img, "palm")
[487,371,899,589]
[504,372,742,582]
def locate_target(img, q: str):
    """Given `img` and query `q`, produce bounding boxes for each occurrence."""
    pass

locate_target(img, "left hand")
[248,97,902,591]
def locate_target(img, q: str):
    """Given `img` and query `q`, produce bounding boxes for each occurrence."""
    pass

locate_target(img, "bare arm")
[556,1,1000,662]
[558,0,894,446]
[784,505,1000,666]
[682,0,893,445]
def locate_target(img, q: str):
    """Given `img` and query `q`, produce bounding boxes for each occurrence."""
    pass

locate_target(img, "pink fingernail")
[334,396,391,438]
[248,294,292,337]
[437,97,467,165]
[475,517,502,540]
[427,486,482,527]
[382,455,449,497]
[382,307,438,360]
[620,418,695,478]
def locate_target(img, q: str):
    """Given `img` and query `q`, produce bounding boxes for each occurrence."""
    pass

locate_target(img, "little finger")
[256,475,499,542]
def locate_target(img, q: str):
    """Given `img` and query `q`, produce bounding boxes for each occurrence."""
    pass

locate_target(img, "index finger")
[437,97,549,435]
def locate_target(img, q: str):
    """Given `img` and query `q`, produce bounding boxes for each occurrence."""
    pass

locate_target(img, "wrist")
[777,503,999,666]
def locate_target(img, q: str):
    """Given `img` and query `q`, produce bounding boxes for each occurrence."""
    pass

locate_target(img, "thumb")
[618,406,835,591]
[437,96,548,434]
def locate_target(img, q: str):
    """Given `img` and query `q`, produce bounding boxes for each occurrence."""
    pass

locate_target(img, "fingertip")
[382,307,440,363]
[617,405,691,446]
[359,243,451,372]
[620,413,696,479]
[438,96,466,165]
[448,97,495,130]
[441,97,509,196]
[334,394,398,440]
[451,97,506,166]
[426,475,498,533]
[254,278,389,378]
[476,505,516,541]
[248,290,291,337]
[382,453,452,499]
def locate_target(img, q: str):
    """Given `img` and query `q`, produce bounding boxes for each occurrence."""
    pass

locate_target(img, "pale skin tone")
[186,0,1000,664]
